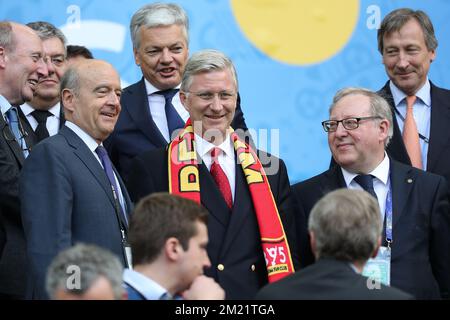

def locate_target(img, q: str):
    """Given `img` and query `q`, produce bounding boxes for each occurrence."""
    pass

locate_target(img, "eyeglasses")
[321,116,382,132]
[184,91,236,101]
[2,119,31,153]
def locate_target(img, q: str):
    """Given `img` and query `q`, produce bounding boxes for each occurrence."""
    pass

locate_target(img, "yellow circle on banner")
[231,0,360,65]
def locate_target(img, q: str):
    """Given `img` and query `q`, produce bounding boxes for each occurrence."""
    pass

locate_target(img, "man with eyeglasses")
[104,3,249,183]
[20,21,67,144]
[292,87,450,300]
[126,50,298,299]
[0,21,48,299]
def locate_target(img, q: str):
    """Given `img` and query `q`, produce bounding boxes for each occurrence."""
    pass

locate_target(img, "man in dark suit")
[20,21,67,144]
[257,189,412,300]
[20,59,133,299]
[0,21,48,299]
[127,50,298,299]
[293,88,450,299]
[377,9,450,189]
[104,3,249,182]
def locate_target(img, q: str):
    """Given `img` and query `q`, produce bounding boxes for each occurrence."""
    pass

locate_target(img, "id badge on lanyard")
[362,183,393,286]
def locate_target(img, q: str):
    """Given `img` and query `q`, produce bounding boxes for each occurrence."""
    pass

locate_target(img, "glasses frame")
[321,116,382,132]
[2,116,31,153]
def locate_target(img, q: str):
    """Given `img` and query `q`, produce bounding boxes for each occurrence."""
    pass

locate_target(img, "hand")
[181,275,225,300]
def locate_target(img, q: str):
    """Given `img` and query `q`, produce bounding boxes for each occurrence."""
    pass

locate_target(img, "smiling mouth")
[158,67,176,76]
[100,111,116,118]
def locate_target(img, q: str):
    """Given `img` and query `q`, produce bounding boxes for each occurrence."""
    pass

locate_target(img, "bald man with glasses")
[292,87,450,300]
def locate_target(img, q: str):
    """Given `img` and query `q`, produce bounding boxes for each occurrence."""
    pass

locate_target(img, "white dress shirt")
[20,102,61,137]
[341,153,390,221]
[123,268,168,300]
[195,133,236,202]
[144,79,189,142]
[390,79,431,168]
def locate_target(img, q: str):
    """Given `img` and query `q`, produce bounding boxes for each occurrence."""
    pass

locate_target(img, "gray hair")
[330,87,393,146]
[378,8,438,53]
[308,189,382,264]
[60,66,80,96]
[130,2,189,50]
[181,49,238,93]
[26,21,67,52]
[46,243,124,300]
[0,21,14,52]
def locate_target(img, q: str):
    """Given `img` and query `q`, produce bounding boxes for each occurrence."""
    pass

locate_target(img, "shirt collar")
[123,269,168,300]
[0,94,13,116]
[20,102,60,119]
[341,152,390,187]
[389,78,431,107]
[65,120,100,152]
[144,78,181,96]
[194,132,234,158]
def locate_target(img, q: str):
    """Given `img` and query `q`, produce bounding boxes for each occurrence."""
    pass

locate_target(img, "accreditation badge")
[362,246,391,286]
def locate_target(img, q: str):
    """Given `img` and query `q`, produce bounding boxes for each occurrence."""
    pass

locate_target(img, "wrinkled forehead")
[331,94,371,117]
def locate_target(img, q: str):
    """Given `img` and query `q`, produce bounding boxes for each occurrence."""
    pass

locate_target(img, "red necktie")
[210,147,233,209]
[402,95,423,169]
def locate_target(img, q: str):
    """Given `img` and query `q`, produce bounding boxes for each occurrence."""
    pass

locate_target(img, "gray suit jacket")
[20,125,132,299]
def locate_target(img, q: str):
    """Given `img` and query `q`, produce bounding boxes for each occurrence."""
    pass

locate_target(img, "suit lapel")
[0,114,25,166]
[219,162,253,258]
[322,165,346,192]
[380,82,412,166]
[389,159,414,230]
[113,165,133,230]
[127,78,167,147]
[426,83,450,171]
[61,126,117,209]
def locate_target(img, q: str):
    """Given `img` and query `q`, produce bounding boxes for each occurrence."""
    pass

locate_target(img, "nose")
[203,253,211,269]
[36,57,49,78]
[160,48,173,64]
[334,121,348,137]
[44,57,55,75]
[209,95,223,112]
[396,51,410,69]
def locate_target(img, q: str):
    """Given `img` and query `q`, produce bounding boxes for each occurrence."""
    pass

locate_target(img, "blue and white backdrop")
[2,0,450,183]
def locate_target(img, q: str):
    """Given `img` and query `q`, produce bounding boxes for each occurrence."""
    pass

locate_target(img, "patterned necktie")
[210,147,233,209]
[95,145,128,225]
[155,89,184,139]
[353,174,378,201]
[6,106,28,157]
[402,95,422,169]
[31,110,52,142]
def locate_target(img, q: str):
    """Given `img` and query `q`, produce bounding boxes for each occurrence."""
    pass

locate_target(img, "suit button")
[251,264,256,271]
[217,264,224,271]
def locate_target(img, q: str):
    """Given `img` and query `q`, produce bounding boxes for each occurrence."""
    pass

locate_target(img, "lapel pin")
[406,178,413,184]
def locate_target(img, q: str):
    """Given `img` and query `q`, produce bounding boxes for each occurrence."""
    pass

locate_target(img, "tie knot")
[31,110,52,123]
[95,145,108,158]
[406,95,417,110]
[354,174,374,187]
[155,89,178,101]
[210,147,221,161]
[6,106,19,122]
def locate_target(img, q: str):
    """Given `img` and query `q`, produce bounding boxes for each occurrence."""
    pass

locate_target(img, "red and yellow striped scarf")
[168,119,295,282]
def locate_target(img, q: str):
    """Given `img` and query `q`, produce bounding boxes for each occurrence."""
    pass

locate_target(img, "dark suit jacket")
[19,125,133,299]
[292,159,450,299]
[0,109,34,299]
[256,258,413,300]
[126,147,298,299]
[104,78,250,182]
[379,81,450,189]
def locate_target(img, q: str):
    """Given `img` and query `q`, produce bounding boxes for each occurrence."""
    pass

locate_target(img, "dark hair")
[66,45,94,60]
[129,193,208,265]
[378,8,438,53]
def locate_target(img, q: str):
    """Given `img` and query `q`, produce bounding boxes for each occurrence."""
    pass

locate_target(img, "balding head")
[61,59,122,143]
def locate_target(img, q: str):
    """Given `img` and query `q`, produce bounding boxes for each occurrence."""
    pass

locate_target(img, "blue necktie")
[354,174,378,200]
[156,89,184,139]
[95,145,128,226]
[6,106,28,157]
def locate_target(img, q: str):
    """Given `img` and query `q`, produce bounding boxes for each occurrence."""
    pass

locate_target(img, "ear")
[61,89,75,113]
[0,46,6,69]
[179,91,189,112]
[379,118,390,142]
[164,237,181,262]
[309,230,318,259]
[133,47,141,66]
[371,236,382,258]
[429,49,436,63]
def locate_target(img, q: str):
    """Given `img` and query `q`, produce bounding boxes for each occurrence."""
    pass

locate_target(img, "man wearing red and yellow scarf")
[127,50,299,299]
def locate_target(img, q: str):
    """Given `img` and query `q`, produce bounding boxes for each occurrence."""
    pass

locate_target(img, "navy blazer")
[19,126,133,299]
[104,78,250,182]
[256,258,413,300]
[379,81,450,192]
[0,108,35,298]
[126,146,298,299]
[292,159,450,299]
